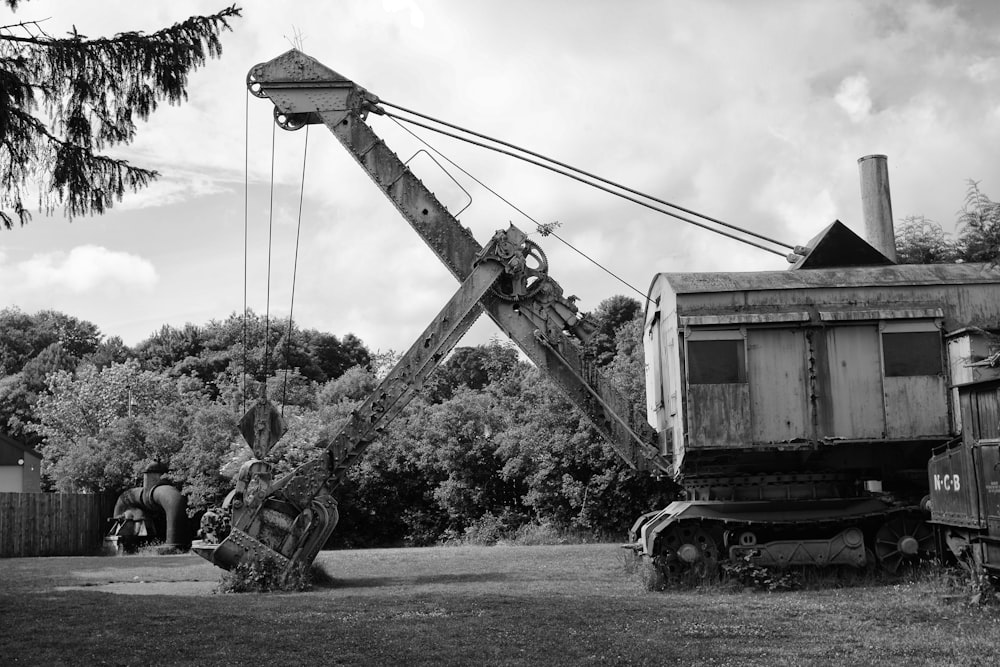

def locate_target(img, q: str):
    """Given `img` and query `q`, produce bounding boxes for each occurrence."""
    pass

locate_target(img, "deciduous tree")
[586,295,643,367]
[894,215,959,265]
[0,307,99,375]
[31,359,179,491]
[957,180,1000,263]
[893,182,999,265]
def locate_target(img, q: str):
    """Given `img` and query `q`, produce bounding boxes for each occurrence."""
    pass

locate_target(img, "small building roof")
[0,432,42,464]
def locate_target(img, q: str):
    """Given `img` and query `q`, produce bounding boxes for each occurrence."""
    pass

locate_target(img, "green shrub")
[461,513,507,546]
[951,558,999,606]
[621,549,801,593]
[511,521,566,546]
[439,516,597,547]
[720,552,801,592]
[216,555,315,593]
[619,548,667,591]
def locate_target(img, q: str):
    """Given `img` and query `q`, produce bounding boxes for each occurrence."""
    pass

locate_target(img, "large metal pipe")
[110,462,189,549]
[112,484,189,547]
[858,154,897,262]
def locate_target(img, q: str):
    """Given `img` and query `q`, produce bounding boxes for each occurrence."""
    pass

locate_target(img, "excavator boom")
[248,50,667,474]
[193,50,668,574]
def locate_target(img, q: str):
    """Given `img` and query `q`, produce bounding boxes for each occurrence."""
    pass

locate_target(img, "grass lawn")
[1,543,998,666]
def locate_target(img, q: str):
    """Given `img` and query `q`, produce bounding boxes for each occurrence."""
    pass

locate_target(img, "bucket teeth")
[192,528,290,571]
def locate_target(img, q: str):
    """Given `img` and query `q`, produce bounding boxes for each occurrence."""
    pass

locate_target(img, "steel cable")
[379,100,794,254]
[281,125,310,415]
[386,115,651,301]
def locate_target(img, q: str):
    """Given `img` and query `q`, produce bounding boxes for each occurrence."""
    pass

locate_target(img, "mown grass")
[2,544,999,666]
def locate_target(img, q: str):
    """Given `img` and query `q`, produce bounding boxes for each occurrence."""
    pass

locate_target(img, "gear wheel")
[492,238,549,301]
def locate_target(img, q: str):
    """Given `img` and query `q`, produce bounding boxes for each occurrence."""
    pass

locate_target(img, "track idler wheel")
[655,524,720,583]
[874,513,934,573]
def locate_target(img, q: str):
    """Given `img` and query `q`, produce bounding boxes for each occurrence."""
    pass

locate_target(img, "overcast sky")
[3,1,999,354]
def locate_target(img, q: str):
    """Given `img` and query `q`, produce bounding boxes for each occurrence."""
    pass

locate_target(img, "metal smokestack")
[858,154,897,262]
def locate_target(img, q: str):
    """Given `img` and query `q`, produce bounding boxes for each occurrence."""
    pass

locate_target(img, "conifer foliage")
[0,2,241,228]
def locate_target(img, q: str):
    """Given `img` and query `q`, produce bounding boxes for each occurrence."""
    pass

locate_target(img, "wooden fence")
[0,492,117,557]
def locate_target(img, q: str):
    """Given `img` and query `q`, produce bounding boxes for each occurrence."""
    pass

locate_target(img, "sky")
[2,0,1000,355]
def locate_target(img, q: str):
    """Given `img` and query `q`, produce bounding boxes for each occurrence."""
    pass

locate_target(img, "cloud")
[109,169,235,211]
[17,246,158,293]
[7,0,1000,354]
[835,74,873,123]
[382,0,425,29]
[967,57,999,84]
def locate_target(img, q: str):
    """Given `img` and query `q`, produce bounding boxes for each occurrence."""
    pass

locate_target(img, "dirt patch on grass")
[56,579,219,596]
[12,552,227,596]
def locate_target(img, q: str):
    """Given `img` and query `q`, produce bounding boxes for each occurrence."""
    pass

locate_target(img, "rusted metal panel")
[747,328,810,443]
[646,283,685,464]
[971,385,1000,441]
[665,322,684,461]
[928,442,982,528]
[948,336,973,433]
[957,384,1000,444]
[819,308,943,321]
[687,384,751,448]
[977,443,1000,537]
[644,314,665,433]
[883,376,948,438]
[821,326,885,439]
[960,391,977,444]
[680,312,809,326]
[675,283,998,333]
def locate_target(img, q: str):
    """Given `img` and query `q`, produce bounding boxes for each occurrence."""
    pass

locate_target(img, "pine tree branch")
[0,18,53,40]
[0,5,242,227]
[2,106,158,228]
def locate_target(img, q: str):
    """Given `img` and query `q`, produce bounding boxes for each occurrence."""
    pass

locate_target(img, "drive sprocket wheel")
[874,512,935,573]
[655,523,721,583]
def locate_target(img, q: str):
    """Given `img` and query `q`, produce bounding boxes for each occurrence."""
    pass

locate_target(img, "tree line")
[3,180,998,547]
[0,297,669,546]
[2,181,996,547]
